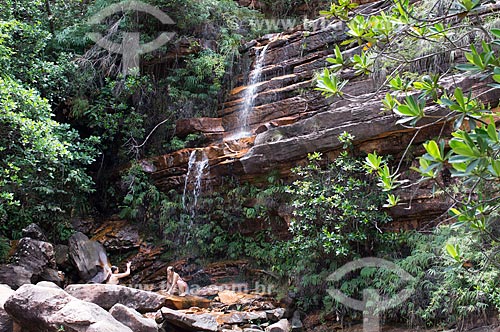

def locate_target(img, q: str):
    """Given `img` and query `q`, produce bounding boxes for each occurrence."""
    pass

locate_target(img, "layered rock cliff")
[139,1,500,227]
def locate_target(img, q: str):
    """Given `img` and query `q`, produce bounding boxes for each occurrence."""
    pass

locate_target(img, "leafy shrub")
[329,226,500,329]
[0,236,10,263]
[0,77,98,240]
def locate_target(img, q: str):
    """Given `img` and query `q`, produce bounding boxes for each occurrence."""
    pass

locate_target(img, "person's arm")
[168,273,179,294]
[115,262,131,279]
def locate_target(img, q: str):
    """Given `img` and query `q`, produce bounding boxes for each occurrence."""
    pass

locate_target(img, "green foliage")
[329,227,500,327]
[0,20,76,104]
[352,51,375,76]
[0,77,98,240]
[0,236,10,263]
[317,0,500,325]
[320,0,359,21]
[287,151,390,257]
[165,49,227,115]
[279,149,391,309]
[325,45,345,72]
[315,68,348,97]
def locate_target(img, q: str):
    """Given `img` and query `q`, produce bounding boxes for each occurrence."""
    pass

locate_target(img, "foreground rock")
[4,284,132,332]
[157,307,218,332]
[110,303,158,332]
[65,284,168,313]
[68,232,110,283]
[0,284,14,332]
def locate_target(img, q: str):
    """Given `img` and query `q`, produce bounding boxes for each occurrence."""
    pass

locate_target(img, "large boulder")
[68,232,109,283]
[4,284,132,332]
[65,284,168,313]
[0,237,59,289]
[157,307,218,332]
[0,284,14,332]
[110,303,158,332]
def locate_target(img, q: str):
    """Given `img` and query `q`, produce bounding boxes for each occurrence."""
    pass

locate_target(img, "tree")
[318,0,500,235]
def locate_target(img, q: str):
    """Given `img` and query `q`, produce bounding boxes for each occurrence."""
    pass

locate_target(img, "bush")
[0,77,98,240]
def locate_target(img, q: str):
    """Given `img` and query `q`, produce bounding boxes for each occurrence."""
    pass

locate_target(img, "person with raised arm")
[106,262,132,285]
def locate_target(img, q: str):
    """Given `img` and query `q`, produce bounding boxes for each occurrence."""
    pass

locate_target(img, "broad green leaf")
[449,140,477,157]
[445,243,460,262]
[423,140,442,161]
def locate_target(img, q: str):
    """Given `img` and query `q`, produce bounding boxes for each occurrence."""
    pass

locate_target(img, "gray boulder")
[68,232,109,283]
[65,284,167,313]
[0,237,58,289]
[265,319,290,332]
[36,281,61,289]
[4,284,132,332]
[110,303,158,332]
[0,284,14,332]
[157,307,218,332]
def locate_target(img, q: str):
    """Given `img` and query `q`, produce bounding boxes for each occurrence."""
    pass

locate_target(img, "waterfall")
[182,150,197,209]
[182,150,209,218]
[235,43,271,139]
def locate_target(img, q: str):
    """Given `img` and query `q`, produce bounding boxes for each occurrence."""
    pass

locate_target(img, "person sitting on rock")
[106,262,131,285]
[166,266,188,296]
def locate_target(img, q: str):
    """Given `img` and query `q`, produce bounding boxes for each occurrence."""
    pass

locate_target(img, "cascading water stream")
[191,152,208,218]
[182,150,209,219]
[182,150,197,209]
[234,42,271,139]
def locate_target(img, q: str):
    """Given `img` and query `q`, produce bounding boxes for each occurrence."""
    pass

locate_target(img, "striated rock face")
[91,218,141,252]
[4,284,132,332]
[136,0,500,229]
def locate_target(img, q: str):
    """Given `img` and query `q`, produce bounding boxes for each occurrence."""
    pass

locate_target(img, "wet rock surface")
[91,218,141,252]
